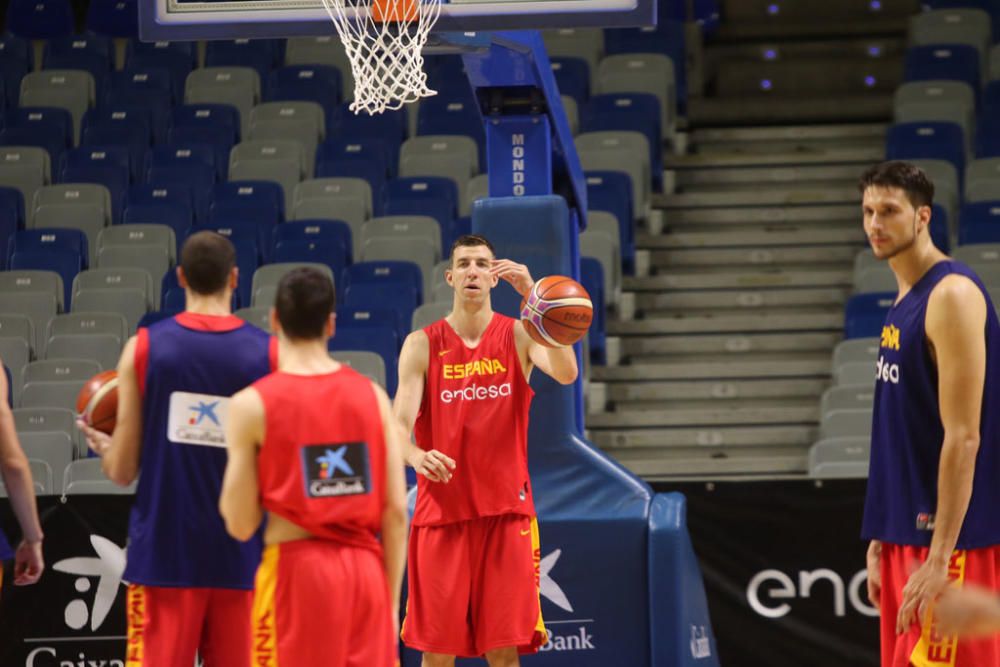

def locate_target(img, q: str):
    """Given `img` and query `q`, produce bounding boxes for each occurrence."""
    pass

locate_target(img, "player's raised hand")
[76,418,112,457]
[408,448,456,483]
[897,557,950,634]
[490,260,534,297]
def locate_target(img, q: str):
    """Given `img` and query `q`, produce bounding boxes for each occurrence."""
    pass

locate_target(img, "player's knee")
[421,653,456,667]
[484,647,519,667]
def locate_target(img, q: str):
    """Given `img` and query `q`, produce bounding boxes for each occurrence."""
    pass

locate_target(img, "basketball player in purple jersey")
[0,362,44,593]
[859,161,1000,666]
[79,232,275,666]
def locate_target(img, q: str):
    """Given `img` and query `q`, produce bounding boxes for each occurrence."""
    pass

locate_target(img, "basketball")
[76,370,119,435]
[519,275,593,348]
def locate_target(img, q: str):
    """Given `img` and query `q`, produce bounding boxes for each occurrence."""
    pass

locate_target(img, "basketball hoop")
[319,0,442,114]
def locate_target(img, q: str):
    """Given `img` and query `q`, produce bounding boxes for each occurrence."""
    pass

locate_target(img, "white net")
[319,0,442,114]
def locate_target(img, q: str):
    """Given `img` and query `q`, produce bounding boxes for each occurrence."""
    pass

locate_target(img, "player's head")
[177,231,238,297]
[858,161,935,260]
[446,234,498,302]
[272,267,336,342]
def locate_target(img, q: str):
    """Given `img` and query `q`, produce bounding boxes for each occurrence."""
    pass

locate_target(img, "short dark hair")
[180,232,236,295]
[858,161,935,210]
[274,267,336,340]
[449,234,495,265]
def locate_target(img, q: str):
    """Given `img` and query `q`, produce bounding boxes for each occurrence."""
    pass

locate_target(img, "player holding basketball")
[78,231,274,667]
[395,234,579,667]
[859,161,1000,666]
[0,362,44,594]
[219,267,407,667]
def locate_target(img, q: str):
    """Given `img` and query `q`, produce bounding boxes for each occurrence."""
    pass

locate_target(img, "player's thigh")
[199,588,253,667]
[484,646,519,667]
[126,584,207,667]
[346,547,397,667]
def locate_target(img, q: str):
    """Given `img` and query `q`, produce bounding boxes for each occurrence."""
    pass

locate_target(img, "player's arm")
[78,336,144,486]
[897,274,987,634]
[219,387,266,542]
[491,259,579,385]
[394,330,454,482]
[373,382,408,623]
[0,362,44,585]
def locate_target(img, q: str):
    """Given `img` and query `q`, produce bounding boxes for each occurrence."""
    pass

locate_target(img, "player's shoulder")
[930,271,986,308]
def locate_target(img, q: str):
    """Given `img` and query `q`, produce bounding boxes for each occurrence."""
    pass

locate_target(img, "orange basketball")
[519,275,593,348]
[76,370,119,435]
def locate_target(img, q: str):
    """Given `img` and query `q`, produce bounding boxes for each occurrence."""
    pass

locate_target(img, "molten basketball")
[519,275,593,348]
[76,370,119,435]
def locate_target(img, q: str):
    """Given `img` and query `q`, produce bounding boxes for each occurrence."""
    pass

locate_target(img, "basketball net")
[319,0,442,114]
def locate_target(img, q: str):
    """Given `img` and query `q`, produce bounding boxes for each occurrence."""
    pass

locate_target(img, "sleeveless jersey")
[0,528,11,561]
[862,260,1000,549]
[125,312,274,588]
[412,313,535,526]
[255,367,386,553]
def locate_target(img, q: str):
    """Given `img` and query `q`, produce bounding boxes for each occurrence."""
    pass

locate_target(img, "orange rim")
[371,0,418,22]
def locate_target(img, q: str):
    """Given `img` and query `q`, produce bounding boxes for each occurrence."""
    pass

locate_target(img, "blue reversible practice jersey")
[862,260,1000,549]
[124,313,273,588]
[0,528,11,561]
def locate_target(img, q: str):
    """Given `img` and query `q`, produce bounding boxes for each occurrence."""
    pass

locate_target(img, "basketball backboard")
[139,0,656,40]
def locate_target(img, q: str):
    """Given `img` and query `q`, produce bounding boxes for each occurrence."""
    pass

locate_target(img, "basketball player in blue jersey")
[79,231,275,667]
[859,161,1000,667]
[0,361,44,593]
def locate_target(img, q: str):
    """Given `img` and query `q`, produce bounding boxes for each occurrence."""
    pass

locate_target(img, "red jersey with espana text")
[254,367,386,553]
[413,313,535,526]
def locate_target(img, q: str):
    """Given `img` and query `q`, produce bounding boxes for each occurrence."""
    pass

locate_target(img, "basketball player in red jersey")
[0,362,44,593]
[219,267,407,667]
[394,234,579,667]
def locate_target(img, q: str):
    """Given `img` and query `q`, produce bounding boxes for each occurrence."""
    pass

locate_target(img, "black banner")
[661,479,879,667]
[0,496,130,667]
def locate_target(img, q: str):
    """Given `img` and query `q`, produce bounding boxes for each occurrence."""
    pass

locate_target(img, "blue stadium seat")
[336,305,404,352]
[382,177,458,250]
[10,247,82,307]
[978,82,1000,157]
[416,96,486,171]
[9,228,87,271]
[904,44,980,93]
[327,326,399,394]
[580,256,606,364]
[273,219,353,264]
[0,56,27,110]
[4,106,73,155]
[0,187,25,268]
[315,138,390,213]
[930,203,951,254]
[170,104,241,170]
[86,0,139,38]
[268,65,341,111]
[147,144,219,183]
[124,184,193,246]
[585,170,635,274]
[81,107,153,180]
[104,93,171,147]
[43,36,112,92]
[886,122,966,178]
[138,310,181,328]
[582,93,663,192]
[604,21,687,111]
[147,164,215,224]
[61,145,131,187]
[959,201,1000,245]
[844,292,896,339]
[0,124,68,168]
[110,67,174,102]
[232,238,259,308]
[273,238,350,297]
[344,259,424,305]
[212,180,283,234]
[550,56,590,105]
[126,41,195,100]
[191,218,260,258]
[328,103,406,175]
[342,282,417,346]
[6,0,74,39]
[0,35,31,70]
[205,40,277,90]
[59,164,128,225]
[424,55,469,97]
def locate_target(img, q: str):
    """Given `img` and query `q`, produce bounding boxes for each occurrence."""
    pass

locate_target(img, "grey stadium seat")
[0,337,30,402]
[835,361,876,387]
[596,53,676,136]
[0,270,64,312]
[185,67,261,138]
[98,224,177,265]
[45,334,122,371]
[291,198,368,245]
[467,174,489,214]
[14,406,83,457]
[234,306,271,332]
[359,215,442,262]
[820,408,873,439]
[62,458,134,495]
[854,265,897,294]
[32,184,112,265]
[251,262,334,308]
[73,268,155,311]
[954,244,1000,266]
[576,131,651,219]
[965,158,1000,203]
[542,29,604,85]
[23,358,101,385]
[0,292,57,357]
[910,9,992,65]
[808,437,870,479]
[360,237,436,301]
[0,147,49,222]
[98,246,168,305]
[230,140,308,214]
[294,178,372,219]
[992,44,1000,82]
[832,337,879,369]
[0,459,51,496]
[820,385,876,419]
[20,70,95,142]
[412,302,450,331]
[331,350,386,388]
[249,102,325,169]
[580,229,621,307]
[561,96,579,137]
[17,431,74,480]
[284,36,354,100]
[71,290,148,335]
[894,81,975,154]
[19,379,85,411]
[399,136,479,214]
[47,312,128,351]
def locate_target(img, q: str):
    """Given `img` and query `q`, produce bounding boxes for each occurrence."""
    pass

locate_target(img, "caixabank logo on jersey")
[301,442,371,498]
[167,391,229,446]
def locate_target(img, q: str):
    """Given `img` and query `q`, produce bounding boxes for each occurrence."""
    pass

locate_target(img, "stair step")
[625,268,852,291]
[706,40,905,66]
[587,400,818,427]
[620,331,841,355]
[597,445,809,478]
[635,287,849,310]
[641,227,865,248]
[675,163,867,188]
[715,58,901,97]
[593,355,832,380]
[664,148,882,169]
[589,424,816,449]
[690,122,887,144]
[649,245,860,266]
[659,205,858,225]
[607,378,828,402]
[686,94,893,127]
[714,17,910,42]
[656,185,858,208]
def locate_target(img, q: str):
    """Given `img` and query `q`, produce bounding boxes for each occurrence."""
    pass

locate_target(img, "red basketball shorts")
[402,513,547,657]
[251,539,398,667]
[880,542,1000,667]
[124,584,252,667]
